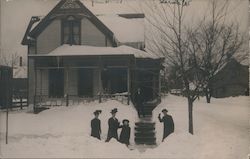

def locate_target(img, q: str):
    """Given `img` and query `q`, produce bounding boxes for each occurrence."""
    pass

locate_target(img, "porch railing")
[34,93,130,109]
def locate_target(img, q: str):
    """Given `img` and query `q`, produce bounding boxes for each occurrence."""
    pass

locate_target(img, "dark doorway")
[78,69,93,97]
[102,68,127,94]
[137,71,154,101]
[49,69,64,98]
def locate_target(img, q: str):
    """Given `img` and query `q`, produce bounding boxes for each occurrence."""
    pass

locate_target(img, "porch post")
[66,67,69,106]
[40,69,42,96]
[34,66,37,113]
[127,67,131,105]
[98,56,102,103]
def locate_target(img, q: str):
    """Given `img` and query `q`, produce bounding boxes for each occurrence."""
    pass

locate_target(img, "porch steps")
[142,98,161,116]
[134,117,156,145]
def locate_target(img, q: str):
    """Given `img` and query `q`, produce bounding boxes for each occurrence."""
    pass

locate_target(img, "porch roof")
[28,45,161,59]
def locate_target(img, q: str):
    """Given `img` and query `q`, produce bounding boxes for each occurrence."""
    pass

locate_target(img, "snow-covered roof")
[13,66,28,79]
[98,15,144,43]
[83,0,142,15]
[28,44,160,59]
[28,14,144,43]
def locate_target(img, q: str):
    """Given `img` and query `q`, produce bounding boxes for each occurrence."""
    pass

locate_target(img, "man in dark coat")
[106,108,120,142]
[119,119,131,146]
[135,88,145,117]
[91,110,102,140]
[158,109,175,142]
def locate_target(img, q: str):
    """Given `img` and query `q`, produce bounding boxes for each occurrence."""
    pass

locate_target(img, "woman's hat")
[162,109,168,113]
[110,108,118,114]
[122,119,129,124]
[94,110,102,115]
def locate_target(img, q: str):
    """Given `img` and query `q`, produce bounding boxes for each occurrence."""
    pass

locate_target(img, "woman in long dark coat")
[135,88,145,117]
[158,109,175,142]
[119,119,131,146]
[91,110,102,140]
[106,108,120,142]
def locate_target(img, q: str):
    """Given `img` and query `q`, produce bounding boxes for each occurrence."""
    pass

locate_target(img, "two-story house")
[22,0,163,112]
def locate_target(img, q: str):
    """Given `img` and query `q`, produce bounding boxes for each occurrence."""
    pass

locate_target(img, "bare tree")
[145,0,201,134]
[194,0,246,103]
[0,52,19,67]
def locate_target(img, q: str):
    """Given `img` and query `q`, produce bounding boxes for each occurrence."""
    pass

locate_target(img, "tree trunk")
[205,92,211,103]
[205,87,212,103]
[188,98,194,134]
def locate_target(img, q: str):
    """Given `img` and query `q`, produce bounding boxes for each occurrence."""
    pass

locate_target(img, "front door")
[49,69,64,98]
[78,69,93,97]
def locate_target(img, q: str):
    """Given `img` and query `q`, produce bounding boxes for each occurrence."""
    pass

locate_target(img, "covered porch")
[28,45,163,111]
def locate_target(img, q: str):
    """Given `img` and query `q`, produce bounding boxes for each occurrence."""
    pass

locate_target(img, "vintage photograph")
[0,0,249,158]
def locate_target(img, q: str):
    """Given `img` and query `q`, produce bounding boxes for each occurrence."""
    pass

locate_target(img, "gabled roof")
[22,0,116,46]
[214,58,249,75]
[28,44,161,59]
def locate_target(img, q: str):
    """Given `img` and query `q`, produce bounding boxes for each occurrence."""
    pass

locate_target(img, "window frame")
[61,16,81,45]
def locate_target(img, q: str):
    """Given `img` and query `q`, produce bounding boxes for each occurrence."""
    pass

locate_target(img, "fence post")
[20,96,23,109]
[33,95,36,114]
[127,93,130,105]
[99,93,102,103]
[66,94,69,106]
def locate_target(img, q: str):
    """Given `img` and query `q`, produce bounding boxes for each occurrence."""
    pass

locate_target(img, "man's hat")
[162,109,168,113]
[122,119,129,124]
[110,108,118,114]
[94,110,102,115]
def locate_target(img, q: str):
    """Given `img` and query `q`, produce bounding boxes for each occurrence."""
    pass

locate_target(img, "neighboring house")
[211,58,249,98]
[0,65,12,109]
[22,0,163,110]
[12,61,28,107]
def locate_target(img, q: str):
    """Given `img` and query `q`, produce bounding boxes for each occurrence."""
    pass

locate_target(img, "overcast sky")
[0,0,248,64]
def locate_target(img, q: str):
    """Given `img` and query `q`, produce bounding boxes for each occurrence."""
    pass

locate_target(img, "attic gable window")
[62,16,81,45]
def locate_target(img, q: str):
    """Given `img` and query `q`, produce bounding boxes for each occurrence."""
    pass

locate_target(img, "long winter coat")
[119,125,131,145]
[135,91,143,107]
[106,117,120,141]
[158,114,175,140]
[91,118,101,140]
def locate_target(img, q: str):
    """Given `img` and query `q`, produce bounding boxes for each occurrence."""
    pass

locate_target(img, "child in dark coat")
[119,119,131,146]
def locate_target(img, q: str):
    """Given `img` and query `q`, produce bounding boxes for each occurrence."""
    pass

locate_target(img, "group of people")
[91,108,131,146]
[91,107,175,143]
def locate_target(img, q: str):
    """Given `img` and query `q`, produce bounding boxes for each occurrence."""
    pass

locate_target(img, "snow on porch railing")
[33,92,130,109]
[33,95,96,108]
[98,92,130,105]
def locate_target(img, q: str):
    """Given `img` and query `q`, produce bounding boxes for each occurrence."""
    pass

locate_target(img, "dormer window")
[62,16,81,45]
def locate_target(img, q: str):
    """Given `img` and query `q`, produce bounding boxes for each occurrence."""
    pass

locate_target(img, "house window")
[62,16,81,45]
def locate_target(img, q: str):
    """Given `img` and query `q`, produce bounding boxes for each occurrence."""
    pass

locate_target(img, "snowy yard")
[0,95,249,158]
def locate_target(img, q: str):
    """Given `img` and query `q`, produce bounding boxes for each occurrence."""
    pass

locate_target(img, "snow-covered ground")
[0,95,249,158]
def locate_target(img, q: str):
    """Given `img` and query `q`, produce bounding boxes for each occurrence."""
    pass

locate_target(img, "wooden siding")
[65,68,78,96]
[36,20,61,54]
[81,18,111,46]
[36,69,49,96]
[28,59,35,105]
